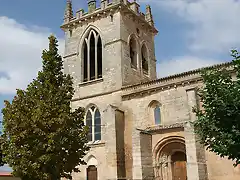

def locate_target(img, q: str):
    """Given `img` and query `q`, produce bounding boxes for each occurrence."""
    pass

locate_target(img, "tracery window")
[129,37,137,68]
[141,44,148,74]
[85,106,102,142]
[83,29,102,82]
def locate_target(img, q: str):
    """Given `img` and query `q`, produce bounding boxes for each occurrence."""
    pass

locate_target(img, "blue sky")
[0,0,240,171]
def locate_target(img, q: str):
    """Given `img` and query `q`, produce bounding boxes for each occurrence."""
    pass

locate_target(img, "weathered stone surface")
[61,1,240,180]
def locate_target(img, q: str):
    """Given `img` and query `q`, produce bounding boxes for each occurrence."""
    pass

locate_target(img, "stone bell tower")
[61,0,158,98]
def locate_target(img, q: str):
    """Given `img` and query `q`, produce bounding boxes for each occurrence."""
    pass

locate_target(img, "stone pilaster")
[115,110,126,179]
[140,132,154,179]
[185,88,208,180]
[132,130,143,179]
[103,105,118,179]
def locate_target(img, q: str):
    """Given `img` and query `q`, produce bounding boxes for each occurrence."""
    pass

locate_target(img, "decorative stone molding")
[72,88,121,101]
[61,2,157,34]
[121,62,233,101]
[122,77,202,101]
[79,78,103,87]
[153,136,186,180]
[63,52,77,59]
[104,39,128,47]
[122,61,232,91]
[144,122,187,133]
[87,141,105,148]
[159,154,168,167]
[70,62,233,102]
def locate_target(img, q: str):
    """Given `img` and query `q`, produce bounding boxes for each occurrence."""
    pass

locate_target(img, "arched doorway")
[87,165,97,180]
[171,151,187,180]
[153,136,187,180]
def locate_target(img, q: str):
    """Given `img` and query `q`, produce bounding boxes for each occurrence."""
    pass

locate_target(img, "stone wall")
[205,150,240,180]
[140,132,153,179]
[63,11,123,100]
[120,10,157,86]
[122,82,198,179]
[62,1,239,180]
[70,92,122,180]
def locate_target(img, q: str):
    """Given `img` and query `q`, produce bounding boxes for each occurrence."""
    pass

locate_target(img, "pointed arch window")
[85,106,102,142]
[129,37,137,68]
[83,29,103,82]
[141,44,148,74]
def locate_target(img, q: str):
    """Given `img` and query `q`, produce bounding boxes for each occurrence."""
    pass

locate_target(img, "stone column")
[185,88,208,180]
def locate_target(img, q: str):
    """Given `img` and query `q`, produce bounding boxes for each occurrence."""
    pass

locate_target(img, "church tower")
[61,0,158,98]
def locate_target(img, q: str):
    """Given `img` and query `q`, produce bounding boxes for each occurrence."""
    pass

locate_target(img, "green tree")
[193,49,240,166]
[1,35,89,180]
[0,136,5,167]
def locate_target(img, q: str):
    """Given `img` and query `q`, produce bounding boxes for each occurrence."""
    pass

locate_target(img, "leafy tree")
[1,35,89,180]
[193,49,240,166]
[0,136,5,167]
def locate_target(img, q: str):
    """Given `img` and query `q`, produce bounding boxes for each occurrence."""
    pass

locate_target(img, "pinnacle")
[64,0,73,21]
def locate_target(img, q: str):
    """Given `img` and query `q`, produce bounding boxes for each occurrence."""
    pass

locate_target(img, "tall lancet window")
[154,106,161,125]
[85,106,102,142]
[83,29,103,82]
[141,44,148,74]
[129,37,137,68]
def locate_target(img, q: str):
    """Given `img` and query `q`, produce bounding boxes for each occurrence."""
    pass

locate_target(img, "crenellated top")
[61,0,156,32]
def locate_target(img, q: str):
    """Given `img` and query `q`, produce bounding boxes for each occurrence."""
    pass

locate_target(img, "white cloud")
[0,16,64,94]
[137,0,239,77]
[142,0,240,54]
[157,56,224,77]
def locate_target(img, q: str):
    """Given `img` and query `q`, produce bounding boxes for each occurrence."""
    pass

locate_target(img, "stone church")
[61,0,240,179]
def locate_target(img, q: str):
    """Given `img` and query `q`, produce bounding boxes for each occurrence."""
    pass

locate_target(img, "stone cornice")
[63,52,77,59]
[144,122,187,134]
[60,3,157,34]
[122,62,232,90]
[72,88,121,102]
[122,77,202,101]
[121,61,233,101]
[122,61,232,91]
[61,3,121,30]
[104,38,127,47]
[63,39,127,60]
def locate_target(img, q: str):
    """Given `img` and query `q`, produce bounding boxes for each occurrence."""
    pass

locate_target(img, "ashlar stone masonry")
[61,0,240,179]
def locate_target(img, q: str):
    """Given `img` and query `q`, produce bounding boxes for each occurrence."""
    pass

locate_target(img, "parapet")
[62,0,154,27]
